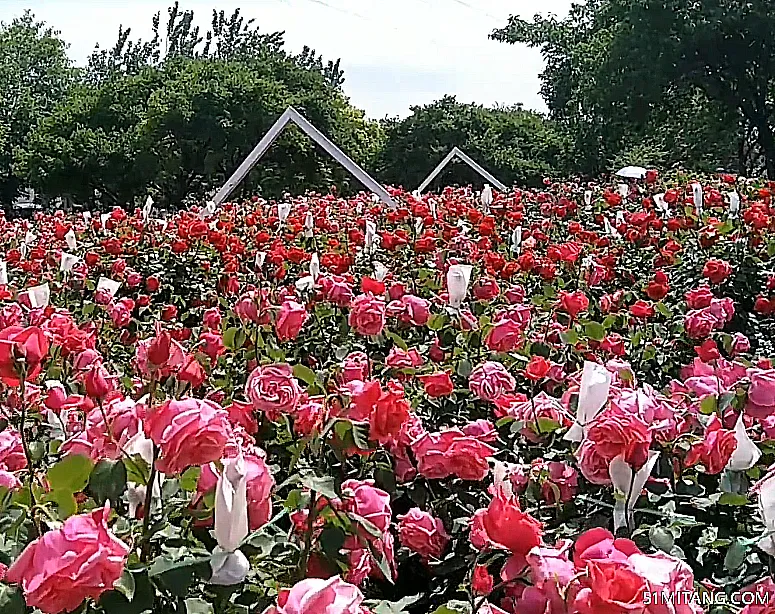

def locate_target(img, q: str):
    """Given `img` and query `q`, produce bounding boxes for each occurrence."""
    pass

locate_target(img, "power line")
[448,0,503,23]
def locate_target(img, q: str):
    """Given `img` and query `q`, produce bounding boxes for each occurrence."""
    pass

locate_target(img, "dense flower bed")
[2,174,775,613]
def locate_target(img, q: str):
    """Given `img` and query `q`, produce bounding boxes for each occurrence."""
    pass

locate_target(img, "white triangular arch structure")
[213,106,398,209]
[416,147,508,194]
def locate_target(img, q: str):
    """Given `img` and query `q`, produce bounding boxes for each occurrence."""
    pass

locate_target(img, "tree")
[15,5,379,207]
[374,96,569,190]
[0,11,75,207]
[492,0,775,176]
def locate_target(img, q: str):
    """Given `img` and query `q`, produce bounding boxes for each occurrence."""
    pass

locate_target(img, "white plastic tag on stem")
[24,231,36,245]
[100,213,110,227]
[481,184,493,212]
[447,264,473,309]
[0,260,7,285]
[143,196,153,221]
[97,277,121,298]
[564,361,612,442]
[278,202,291,225]
[692,182,704,217]
[511,227,522,253]
[304,211,314,238]
[65,229,77,250]
[653,193,669,216]
[727,413,762,471]
[584,190,593,206]
[729,192,740,217]
[310,253,320,282]
[610,451,660,532]
[365,221,376,252]
[255,252,266,268]
[415,217,423,235]
[28,283,50,309]
[83,211,92,223]
[618,184,629,198]
[60,252,79,273]
[373,261,389,282]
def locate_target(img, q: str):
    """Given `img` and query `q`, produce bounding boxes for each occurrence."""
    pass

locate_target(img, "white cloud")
[3,0,574,118]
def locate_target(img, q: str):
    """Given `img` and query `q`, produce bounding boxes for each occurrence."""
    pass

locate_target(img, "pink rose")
[246,363,303,421]
[385,347,424,369]
[411,429,495,481]
[7,503,129,614]
[319,275,354,307]
[275,300,309,342]
[202,307,222,329]
[397,508,449,559]
[576,408,652,485]
[264,577,368,614]
[348,293,386,336]
[747,368,775,418]
[739,577,775,614]
[0,427,27,471]
[686,284,714,309]
[571,560,648,614]
[684,309,718,339]
[294,395,326,437]
[541,461,579,504]
[387,294,430,326]
[469,361,516,402]
[341,352,370,383]
[145,397,232,475]
[731,332,751,356]
[341,479,392,534]
[485,316,526,352]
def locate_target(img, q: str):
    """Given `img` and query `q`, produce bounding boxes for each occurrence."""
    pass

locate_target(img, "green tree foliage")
[492,0,764,175]
[14,4,378,207]
[0,11,76,206]
[375,96,569,190]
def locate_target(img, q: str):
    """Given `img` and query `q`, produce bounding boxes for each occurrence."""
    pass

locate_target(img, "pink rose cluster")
[488,527,701,614]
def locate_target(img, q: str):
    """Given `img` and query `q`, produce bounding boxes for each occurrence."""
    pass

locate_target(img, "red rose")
[161,305,178,321]
[702,259,732,285]
[645,271,669,300]
[557,290,589,319]
[146,276,160,292]
[695,339,720,362]
[0,326,49,387]
[525,355,551,381]
[686,285,714,309]
[629,300,654,319]
[417,372,454,398]
[361,277,385,295]
[685,416,737,474]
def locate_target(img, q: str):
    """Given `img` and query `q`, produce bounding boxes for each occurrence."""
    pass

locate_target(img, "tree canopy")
[492,0,775,176]
[375,96,570,190]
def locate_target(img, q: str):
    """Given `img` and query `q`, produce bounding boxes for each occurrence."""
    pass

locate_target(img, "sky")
[0,0,575,119]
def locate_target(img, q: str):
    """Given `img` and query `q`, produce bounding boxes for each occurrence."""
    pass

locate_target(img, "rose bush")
[1,174,775,613]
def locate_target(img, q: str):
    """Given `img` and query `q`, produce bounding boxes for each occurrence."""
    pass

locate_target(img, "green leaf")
[428,314,447,331]
[724,539,748,571]
[299,474,337,499]
[699,395,718,415]
[47,454,93,493]
[179,466,201,492]
[43,488,78,519]
[649,526,675,553]
[113,569,136,602]
[319,526,346,559]
[89,459,128,505]
[584,321,605,341]
[0,584,25,614]
[293,363,318,386]
[385,329,408,350]
[560,329,579,345]
[656,302,672,318]
[456,359,472,378]
[185,598,215,614]
[223,327,246,350]
[718,493,749,506]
